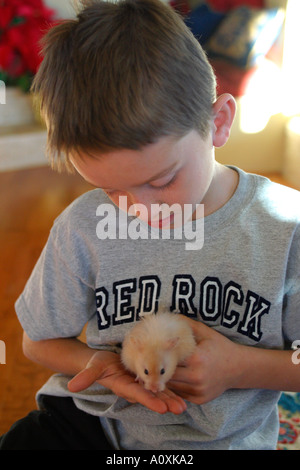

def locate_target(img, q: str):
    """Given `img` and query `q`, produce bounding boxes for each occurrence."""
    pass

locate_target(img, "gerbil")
[121,312,196,393]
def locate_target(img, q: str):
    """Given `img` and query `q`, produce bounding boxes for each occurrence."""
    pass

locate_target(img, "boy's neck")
[198,163,239,218]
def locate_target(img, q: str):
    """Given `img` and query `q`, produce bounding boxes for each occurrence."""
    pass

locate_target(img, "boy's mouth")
[147,213,175,229]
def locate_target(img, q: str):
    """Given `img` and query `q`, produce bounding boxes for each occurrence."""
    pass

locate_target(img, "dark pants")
[0,395,114,450]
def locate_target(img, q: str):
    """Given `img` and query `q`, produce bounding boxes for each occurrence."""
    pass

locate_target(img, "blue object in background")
[184,3,226,45]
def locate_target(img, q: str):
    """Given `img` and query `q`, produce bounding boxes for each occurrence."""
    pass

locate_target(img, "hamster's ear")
[212,93,236,148]
[128,335,144,352]
[165,337,179,350]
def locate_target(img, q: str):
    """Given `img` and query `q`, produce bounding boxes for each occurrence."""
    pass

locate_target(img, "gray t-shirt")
[15,166,300,450]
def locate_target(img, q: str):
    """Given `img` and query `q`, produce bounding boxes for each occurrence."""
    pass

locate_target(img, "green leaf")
[10,17,26,27]
[16,74,33,93]
[0,72,33,93]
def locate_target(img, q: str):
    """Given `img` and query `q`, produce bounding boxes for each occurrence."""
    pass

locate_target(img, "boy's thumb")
[180,315,216,343]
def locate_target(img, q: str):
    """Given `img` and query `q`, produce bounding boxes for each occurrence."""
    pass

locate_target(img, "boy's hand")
[68,350,187,415]
[168,317,243,404]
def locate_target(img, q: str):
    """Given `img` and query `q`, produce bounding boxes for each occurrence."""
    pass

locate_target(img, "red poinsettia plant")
[0,0,56,92]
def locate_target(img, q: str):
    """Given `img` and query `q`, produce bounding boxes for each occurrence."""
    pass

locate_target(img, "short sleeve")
[15,211,97,341]
[282,225,300,348]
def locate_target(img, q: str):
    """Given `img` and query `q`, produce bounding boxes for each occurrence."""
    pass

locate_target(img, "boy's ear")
[212,94,236,148]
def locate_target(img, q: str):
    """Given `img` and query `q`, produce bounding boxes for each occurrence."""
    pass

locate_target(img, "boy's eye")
[102,171,178,197]
[150,172,177,190]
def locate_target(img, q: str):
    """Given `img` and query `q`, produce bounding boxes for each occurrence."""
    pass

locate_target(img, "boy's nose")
[127,189,162,221]
[128,188,155,206]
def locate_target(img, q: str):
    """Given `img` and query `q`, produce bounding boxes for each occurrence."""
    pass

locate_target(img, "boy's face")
[71,129,218,228]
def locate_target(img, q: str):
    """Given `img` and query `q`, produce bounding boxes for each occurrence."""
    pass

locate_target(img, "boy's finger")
[180,315,216,342]
[68,366,99,392]
[135,389,185,415]
[156,389,187,415]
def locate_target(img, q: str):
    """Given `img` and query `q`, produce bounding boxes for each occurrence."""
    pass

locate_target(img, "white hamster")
[121,312,196,393]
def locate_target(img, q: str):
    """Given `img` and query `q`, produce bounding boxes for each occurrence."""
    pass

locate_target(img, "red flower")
[207,0,264,12]
[0,6,14,29]
[0,43,14,69]
[0,0,56,87]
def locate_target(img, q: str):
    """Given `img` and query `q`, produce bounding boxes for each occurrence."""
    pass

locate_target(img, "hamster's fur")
[121,312,196,393]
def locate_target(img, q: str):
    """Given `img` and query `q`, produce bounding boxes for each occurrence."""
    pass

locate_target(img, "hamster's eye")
[160,368,165,375]
[144,369,149,375]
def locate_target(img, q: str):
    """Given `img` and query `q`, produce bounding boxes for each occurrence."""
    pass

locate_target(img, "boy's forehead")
[71,133,191,188]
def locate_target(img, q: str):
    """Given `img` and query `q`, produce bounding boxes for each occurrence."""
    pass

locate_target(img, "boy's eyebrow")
[102,161,178,191]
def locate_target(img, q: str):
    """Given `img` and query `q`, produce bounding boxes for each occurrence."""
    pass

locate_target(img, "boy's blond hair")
[32,0,216,172]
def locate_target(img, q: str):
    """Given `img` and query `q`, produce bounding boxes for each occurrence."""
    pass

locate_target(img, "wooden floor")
[0,165,296,435]
[0,166,93,435]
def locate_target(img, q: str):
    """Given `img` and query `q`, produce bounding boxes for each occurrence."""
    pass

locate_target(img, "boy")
[1,0,300,450]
